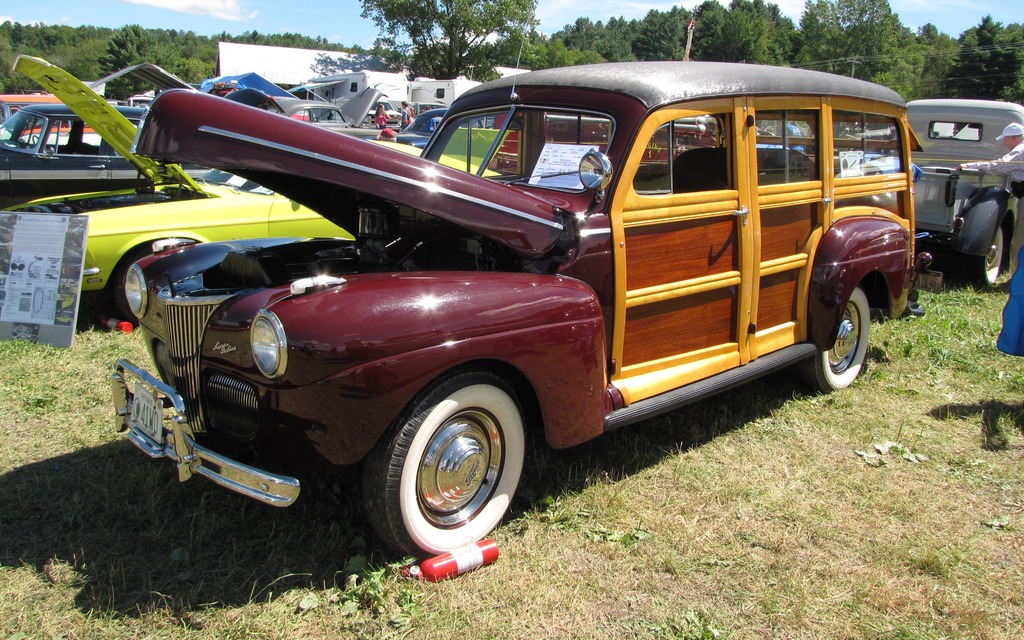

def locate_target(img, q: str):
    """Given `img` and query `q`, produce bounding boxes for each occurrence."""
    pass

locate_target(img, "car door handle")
[733,206,749,226]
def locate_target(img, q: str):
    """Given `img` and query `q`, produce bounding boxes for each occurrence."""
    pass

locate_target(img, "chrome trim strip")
[196,125,564,232]
[112,359,300,506]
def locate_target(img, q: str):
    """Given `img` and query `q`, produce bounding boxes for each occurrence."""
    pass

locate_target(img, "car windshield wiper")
[504,169,578,186]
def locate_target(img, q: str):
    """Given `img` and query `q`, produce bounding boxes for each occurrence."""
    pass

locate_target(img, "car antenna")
[509,27,527,102]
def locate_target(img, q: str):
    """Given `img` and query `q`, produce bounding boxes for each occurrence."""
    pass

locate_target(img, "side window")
[633,114,729,195]
[55,120,101,156]
[833,111,903,177]
[755,110,819,185]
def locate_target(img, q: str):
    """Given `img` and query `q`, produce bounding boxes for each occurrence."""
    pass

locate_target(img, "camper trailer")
[409,78,480,107]
[300,71,409,106]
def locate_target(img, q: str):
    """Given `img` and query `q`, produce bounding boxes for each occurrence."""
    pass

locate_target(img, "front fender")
[958,188,1010,256]
[206,271,608,463]
[809,215,912,348]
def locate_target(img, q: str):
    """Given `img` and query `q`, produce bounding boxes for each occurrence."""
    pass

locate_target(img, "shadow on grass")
[508,374,804,523]
[928,399,1024,450]
[0,373,806,618]
[0,440,378,616]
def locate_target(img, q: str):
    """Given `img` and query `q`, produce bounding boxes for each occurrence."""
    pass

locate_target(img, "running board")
[605,343,819,432]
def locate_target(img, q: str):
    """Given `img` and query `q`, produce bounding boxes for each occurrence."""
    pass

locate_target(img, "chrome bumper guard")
[111,359,300,507]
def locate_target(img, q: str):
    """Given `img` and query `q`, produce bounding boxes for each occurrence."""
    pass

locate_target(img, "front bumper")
[111,359,300,506]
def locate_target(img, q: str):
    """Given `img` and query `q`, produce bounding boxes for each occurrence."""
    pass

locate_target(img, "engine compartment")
[200,200,525,291]
[15,185,205,213]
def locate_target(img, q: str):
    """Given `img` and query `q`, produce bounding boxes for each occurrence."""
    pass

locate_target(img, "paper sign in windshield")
[529,143,598,189]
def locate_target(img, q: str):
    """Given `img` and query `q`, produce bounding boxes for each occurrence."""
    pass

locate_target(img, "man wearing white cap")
[959,122,1024,272]
[959,122,1024,180]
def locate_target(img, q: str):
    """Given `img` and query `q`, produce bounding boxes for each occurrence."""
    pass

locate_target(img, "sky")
[2,0,1019,52]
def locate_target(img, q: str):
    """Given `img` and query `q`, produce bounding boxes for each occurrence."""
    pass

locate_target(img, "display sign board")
[0,211,88,347]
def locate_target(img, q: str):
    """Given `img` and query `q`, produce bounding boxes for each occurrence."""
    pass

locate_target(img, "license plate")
[917,269,944,293]
[129,383,164,444]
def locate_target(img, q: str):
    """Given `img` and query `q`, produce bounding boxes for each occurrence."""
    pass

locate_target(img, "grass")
[1,282,1022,639]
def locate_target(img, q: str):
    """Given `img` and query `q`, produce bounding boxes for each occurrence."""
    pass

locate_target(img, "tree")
[101,25,169,99]
[632,7,691,61]
[796,0,903,83]
[713,0,796,64]
[946,16,1023,100]
[598,17,638,62]
[360,0,536,80]
[689,1,730,61]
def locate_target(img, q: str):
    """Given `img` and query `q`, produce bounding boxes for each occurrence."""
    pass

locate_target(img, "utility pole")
[684,17,695,62]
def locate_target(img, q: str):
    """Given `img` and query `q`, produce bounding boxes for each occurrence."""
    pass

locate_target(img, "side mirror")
[579,150,613,194]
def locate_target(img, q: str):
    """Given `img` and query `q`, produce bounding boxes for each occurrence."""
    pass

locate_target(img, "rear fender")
[809,216,911,348]
[958,187,1010,256]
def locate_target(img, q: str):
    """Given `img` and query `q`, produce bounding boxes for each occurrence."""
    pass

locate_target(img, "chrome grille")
[205,373,261,440]
[157,291,232,431]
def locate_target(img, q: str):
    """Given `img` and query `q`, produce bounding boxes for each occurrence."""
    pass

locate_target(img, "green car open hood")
[14,55,201,190]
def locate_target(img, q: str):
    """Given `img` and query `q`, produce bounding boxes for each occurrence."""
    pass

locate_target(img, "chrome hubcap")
[829,310,859,373]
[418,410,502,528]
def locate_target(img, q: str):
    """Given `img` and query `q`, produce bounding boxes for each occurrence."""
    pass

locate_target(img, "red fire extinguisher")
[412,539,499,582]
[99,316,134,333]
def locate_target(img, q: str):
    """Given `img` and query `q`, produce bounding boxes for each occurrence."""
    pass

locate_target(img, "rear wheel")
[969,225,1005,287]
[804,286,870,392]
[363,371,525,556]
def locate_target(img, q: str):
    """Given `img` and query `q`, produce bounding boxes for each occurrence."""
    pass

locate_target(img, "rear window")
[925,120,982,141]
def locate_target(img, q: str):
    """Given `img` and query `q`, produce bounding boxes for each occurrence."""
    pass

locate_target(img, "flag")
[688,17,695,32]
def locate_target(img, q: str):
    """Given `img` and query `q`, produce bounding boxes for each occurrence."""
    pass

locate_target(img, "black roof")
[466,61,906,109]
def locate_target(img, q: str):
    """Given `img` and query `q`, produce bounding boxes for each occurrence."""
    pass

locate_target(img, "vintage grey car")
[909,98,1024,285]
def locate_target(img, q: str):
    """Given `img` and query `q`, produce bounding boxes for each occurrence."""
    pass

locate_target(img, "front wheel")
[363,371,525,556]
[803,286,870,392]
[111,245,155,323]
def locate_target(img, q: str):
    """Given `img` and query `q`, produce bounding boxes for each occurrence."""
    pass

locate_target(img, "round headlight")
[250,310,287,378]
[124,263,147,318]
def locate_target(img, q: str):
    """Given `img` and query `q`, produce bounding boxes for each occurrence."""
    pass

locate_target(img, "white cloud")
[118,0,257,22]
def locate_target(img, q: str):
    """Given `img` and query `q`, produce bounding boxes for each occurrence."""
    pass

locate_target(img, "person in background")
[376,127,397,142]
[374,104,388,129]
[401,101,414,129]
[958,122,1024,273]
[959,123,1024,359]
[958,122,1024,190]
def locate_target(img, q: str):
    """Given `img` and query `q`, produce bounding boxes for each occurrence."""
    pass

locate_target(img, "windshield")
[0,110,50,153]
[426,107,613,191]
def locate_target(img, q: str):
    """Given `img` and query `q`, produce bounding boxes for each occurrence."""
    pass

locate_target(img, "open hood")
[136,89,568,257]
[200,72,293,98]
[90,61,194,93]
[14,55,201,190]
[337,87,384,125]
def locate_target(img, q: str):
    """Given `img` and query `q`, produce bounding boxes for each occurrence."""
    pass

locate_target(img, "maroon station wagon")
[112,62,926,556]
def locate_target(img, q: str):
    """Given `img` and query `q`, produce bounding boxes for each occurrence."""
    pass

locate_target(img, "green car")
[7,56,351,321]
